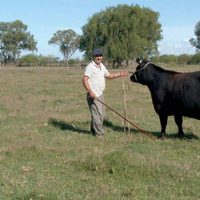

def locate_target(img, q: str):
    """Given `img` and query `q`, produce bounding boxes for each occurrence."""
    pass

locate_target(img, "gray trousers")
[87,94,105,136]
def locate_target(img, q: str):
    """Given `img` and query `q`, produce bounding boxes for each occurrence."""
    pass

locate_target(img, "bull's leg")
[174,115,184,137]
[159,114,168,138]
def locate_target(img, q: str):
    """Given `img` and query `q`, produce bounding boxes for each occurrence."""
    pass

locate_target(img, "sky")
[0,0,199,59]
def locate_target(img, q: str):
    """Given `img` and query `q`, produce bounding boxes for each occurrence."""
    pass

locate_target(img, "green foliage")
[188,53,200,64]
[190,21,200,52]
[48,29,80,64]
[152,54,177,64]
[0,20,37,65]
[177,54,193,65]
[18,54,59,66]
[37,55,59,66]
[80,4,162,66]
[18,54,39,66]
[152,54,200,65]
[67,58,81,66]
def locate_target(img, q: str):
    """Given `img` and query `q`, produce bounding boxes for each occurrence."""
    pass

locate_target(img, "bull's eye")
[136,65,140,71]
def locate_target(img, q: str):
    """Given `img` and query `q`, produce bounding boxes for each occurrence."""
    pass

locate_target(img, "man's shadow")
[48,118,90,134]
[48,118,140,135]
[48,118,199,140]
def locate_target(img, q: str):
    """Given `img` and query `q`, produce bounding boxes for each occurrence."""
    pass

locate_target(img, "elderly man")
[82,48,128,138]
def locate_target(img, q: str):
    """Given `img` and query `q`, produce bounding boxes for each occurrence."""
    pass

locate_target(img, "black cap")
[92,48,103,56]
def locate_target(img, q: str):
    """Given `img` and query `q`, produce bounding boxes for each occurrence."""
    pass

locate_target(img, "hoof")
[158,132,166,139]
[178,133,184,138]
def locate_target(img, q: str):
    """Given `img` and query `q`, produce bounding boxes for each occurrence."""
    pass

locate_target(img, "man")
[82,48,128,137]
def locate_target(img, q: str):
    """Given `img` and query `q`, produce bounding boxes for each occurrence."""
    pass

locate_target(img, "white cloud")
[158,40,195,55]
[158,25,196,55]
[162,26,194,39]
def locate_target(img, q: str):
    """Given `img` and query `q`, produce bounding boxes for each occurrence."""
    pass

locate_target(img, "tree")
[190,21,200,52]
[79,4,162,67]
[48,29,80,65]
[0,20,37,65]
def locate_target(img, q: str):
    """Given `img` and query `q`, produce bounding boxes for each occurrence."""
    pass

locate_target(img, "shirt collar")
[92,60,102,68]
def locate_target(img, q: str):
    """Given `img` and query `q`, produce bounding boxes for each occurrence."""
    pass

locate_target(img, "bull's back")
[171,72,200,119]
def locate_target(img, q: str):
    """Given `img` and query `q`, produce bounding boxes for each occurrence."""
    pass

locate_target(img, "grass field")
[0,65,199,199]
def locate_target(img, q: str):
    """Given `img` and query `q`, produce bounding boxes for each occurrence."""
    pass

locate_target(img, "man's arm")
[82,75,96,99]
[105,71,128,79]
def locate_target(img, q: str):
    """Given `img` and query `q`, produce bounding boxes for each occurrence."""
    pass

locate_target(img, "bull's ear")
[136,58,142,64]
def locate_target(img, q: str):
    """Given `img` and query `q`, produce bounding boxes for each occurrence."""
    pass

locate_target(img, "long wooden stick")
[97,98,154,139]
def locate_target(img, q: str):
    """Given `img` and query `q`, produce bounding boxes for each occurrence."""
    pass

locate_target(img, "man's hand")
[88,90,96,99]
[120,71,128,77]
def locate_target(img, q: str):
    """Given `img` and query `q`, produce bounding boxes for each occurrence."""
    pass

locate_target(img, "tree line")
[0,4,200,67]
[16,53,200,68]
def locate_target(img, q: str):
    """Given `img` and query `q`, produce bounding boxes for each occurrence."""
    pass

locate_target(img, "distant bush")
[68,58,82,66]
[152,54,200,65]
[177,54,193,65]
[17,53,200,67]
[152,55,177,64]
[188,53,200,64]
[18,54,39,66]
[18,54,86,67]
[18,54,59,66]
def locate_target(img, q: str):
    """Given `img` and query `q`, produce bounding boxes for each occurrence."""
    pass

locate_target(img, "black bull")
[130,59,200,137]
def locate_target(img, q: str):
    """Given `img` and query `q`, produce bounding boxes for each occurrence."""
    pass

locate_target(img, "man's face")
[94,55,103,64]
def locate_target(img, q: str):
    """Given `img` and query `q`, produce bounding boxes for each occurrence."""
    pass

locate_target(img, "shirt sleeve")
[84,64,93,77]
[102,64,110,77]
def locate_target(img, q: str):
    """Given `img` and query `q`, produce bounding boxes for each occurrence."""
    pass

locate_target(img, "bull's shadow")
[104,120,199,140]
[148,130,199,140]
[162,132,199,140]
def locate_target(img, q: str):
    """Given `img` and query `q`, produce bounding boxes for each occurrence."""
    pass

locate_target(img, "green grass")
[0,65,199,199]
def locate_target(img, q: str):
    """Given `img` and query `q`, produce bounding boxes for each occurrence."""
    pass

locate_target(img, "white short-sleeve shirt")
[84,61,110,97]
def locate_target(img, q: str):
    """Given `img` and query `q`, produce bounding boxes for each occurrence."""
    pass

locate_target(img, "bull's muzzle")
[130,73,137,82]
